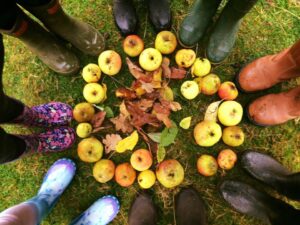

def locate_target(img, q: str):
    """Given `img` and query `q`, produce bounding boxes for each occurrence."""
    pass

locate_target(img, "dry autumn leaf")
[102,134,122,154]
[91,111,106,129]
[110,113,134,133]
[170,67,186,79]
[204,100,223,122]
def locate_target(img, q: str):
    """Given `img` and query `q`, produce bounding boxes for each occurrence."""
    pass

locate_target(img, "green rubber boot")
[179,0,221,48]
[206,0,258,63]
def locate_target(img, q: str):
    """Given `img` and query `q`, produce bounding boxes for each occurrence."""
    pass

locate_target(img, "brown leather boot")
[247,86,300,126]
[236,39,300,92]
[0,7,79,75]
[128,193,157,225]
[24,0,105,56]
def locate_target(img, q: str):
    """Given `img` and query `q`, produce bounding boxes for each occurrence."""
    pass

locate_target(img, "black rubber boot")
[241,151,300,200]
[206,0,258,63]
[179,0,221,48]
[175,188,207,225]
[220,180,300,225]
[113,0,138,36]
[147,0,171,32]
[128,193,157,225]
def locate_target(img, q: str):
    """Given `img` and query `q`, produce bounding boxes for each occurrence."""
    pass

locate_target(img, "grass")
[0,0,300,224]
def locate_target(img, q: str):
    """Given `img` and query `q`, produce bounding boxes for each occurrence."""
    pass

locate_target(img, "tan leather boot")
[0,7,79,75]
[236,39,300,92]
[247,86,300,126]
[24,0,105,56]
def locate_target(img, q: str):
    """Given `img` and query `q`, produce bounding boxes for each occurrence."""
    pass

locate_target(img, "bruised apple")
[200,74,221,95]
[197,155,218,176]
[93,159,115,183]
[98,50,122,76]
[123,35,144,57]
[218,81,238,100]
[175,49,196,68]
[217,149,237,170]
[115,163,137,187]
[180,80,199,100]
[82,63,101,83]
[76,122,93,138]
[222,126,245,147]
[130,149,153,171]
[156,159,184,188]
[73,102,95,123]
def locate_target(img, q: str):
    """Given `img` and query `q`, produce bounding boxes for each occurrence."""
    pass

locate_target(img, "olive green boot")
[25,0,105,56]
[0,7,79,75]
[206,0,258,63]
[179,0,221,48]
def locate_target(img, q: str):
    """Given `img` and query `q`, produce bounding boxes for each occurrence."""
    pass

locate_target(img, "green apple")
[194,121,222,147]
[197,155,218,176]
[76,122,93,138]
[139,48,163,71]
[218,101,243,126]
[83,83,106,104]
[180,80,199,100]
[156,159,184,188]
[175,49,196,68]
[98,50,122,76]
[123,35,144,57]
[191,58,211,77]
[138,170,156,189]
[222,126,245,147]
[200,74,221,95]
[82,63,101,83]
[155,31,177,55]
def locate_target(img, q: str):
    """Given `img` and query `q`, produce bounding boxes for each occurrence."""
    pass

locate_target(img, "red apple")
[115,163,136,187]
[197,155,218,176]
[130,149,153,171]
[218,81,238,100]
[123,35,144,57]
[217,149,237,170]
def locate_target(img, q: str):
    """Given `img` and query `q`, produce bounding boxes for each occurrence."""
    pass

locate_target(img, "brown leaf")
[153,103,172,128]
[140,81,155,93]
[170,67,187,79]
[126,57,152,83]
[161,57,171,79]
[110,114,134,133]
[120,101,130,117]
[91,111,106,128]
[102,134,122,154]
[159,98,182,112]
[134,99,154,112]
[116,87,137,100]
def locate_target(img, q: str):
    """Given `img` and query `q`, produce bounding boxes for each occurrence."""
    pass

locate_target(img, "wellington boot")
[207,0,258,63]
[242,151,300,200]
[179,0,221,48]
[175,188,207,225]
[128,193,157,225]
[113,0,138,36]
[236,39,300,92]
[247,86,300,126]
[220,180,300,225]
[0,7,79,75]
[25,0,105,56]
[147,0,171,32]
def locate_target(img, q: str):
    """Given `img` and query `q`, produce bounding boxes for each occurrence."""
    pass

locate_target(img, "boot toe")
[206,44,229,64]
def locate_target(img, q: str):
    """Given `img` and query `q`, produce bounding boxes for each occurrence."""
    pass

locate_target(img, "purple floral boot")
[18,127,76,153]
[12,102,73,127]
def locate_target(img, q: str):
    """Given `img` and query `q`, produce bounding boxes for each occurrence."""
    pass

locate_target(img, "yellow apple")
[200,74,221,95]
[130,149,153,172]
[93,159,115,183]
[77,137,103,163]
[191,58,211,77]
[156,159,184,188]
[115,163,136,187]
[175,49,196,68]
[155,31,177,54]
[218,101,243,126]
[194,121,222,147]
[138,170,156,189]
[197,155,218,176]
[73,102,95,123]
[98,50,122,76]
[218,81,239,100]
[139,48,163,71]
[180,80,199,100]
[83,83,106,104]
[217,149,237,170]
[222,126,245,147]
[82,63,101,83]
[76,122,93,138]
[123,35,144,57]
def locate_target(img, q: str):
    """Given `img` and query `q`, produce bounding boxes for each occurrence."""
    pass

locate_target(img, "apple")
[82,63,101,83]
[138,170,156,189]
[194,121,222,147]
[98,50,122,76]
[197,155,218,176]
[155,31,177,55]
[200,74,221,95]
[175,49,196,68]
[123,35,144,57]
[73,102,95,123]
[77,137,103,163]
[156,159,184,188]
[93,159,115,183]
[130,149,153,172]
[180,80,199,100]
[115,163,136,187]
[218,101,243,126]
[76,122,93,138]
[218,81,238,100]
[193,77,202,92]
[217,149,237,170]
[222,126,245,147]
[139,48,163,71]
[191,58,211,77]
[83,83,106,104]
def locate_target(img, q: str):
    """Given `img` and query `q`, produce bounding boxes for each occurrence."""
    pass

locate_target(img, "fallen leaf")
[179,116,192,129]
[116,87,137,100]
[120,101,130,117]
[161,57,171,78]
[153,103,172,128]
[157,145,166,163]
[103,106,114,118]
[110,113,134,133]
[140,80,155,93]
[137,128,157,157]
[160,122,178,147]
[102,134,122,154]
[148,132,161,143]
[204,100,223,122]
[134,99,154,112]
[169,67,186,79]
[116,130,139,153]
[159,85,174,101]
[126,57,152,82]
[91,111,106,128]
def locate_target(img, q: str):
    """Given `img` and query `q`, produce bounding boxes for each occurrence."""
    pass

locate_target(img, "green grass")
[1,0,300,224]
